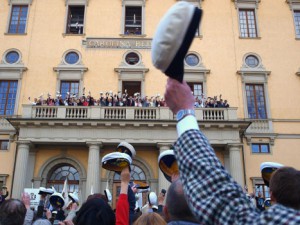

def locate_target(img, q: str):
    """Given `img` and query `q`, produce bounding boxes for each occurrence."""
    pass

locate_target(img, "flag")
[62,178,69,210]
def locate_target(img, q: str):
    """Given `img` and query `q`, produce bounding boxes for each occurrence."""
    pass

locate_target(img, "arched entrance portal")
[47,164,80,192]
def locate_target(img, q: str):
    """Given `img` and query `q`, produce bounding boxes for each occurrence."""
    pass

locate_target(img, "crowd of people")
[29,91,230,109]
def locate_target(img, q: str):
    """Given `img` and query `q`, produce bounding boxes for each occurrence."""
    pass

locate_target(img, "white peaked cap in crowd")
[104,189,112,202]
[158,149,179,183]
[260,162,284,171]
[148,192,157,206]
[50,192,65,208]
[151,1,202,82]
[68,192,79,203]
[102,152,132,172]
[260,162,284,187]
[117,141,136,158]
[38,187,54,195]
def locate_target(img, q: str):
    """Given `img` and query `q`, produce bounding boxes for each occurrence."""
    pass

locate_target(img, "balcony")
[22,105,238,121]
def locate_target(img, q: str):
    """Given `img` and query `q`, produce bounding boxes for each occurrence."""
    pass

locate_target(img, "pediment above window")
[177,0,204,7]
[8,0,33,5]
[65,0,88,5]
[232,0,260,9]
[53,50,88,73]
[115,50,149,75]
[238,53,270,78]
[0,49,27,78]
[122,0,146,6]
[286,0,300,10]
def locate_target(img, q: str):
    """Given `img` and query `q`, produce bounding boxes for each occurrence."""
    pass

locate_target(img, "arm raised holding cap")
[116,167,130,225]
[165,78,258,224]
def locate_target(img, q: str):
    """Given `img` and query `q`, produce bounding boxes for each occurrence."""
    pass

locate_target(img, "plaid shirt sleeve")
[173,129,300,225]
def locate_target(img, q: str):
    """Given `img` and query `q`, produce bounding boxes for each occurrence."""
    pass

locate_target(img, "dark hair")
[133,213,166,225]
[269,167,300,210]
[74,198,115,225]
[0,199,27,225]
[166,179,198,222]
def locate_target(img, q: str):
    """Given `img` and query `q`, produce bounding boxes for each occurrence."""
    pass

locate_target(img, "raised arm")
[164,78,258,225]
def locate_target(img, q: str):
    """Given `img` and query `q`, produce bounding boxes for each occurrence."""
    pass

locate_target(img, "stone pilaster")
[157,143,172,193]
[228,144,244,186]
[12,141,31,198]
[86,142,102,198]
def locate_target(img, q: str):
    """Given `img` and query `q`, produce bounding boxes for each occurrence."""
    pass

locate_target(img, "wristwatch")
[176,109,195,121]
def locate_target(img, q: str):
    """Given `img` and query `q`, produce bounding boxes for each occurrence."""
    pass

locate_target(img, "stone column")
[228,144,244,186]
[25,150,36,188]
[12,141,31,198]
[157,143,172,194]
[86,142,102,198]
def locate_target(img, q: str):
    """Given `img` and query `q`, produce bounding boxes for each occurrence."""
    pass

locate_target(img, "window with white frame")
[122,0,145,35]
[0,49,26,116]
[184,52,209,101]
[233,0,260,38]
[66,5,85,34]
[8,5,28,34]
[294,10,300,38]
[0,140,9,151]
[54,50,87,97]
[238,53,271,121]
[287,0,300,38]
[251,143,270,153]
[245,84,267,119]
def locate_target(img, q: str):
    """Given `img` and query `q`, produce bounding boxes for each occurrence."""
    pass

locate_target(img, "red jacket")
[116,194,129,225]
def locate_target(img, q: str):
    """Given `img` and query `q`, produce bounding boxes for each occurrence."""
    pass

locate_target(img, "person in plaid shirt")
[164,78,300,225]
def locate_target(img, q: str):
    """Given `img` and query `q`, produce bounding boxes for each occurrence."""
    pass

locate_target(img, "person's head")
[0,199,27,225]
[33,219,52,225]
[133,213,166,225]
[74,198,115,225]
[164,179,198,223]
[269,167,300,210]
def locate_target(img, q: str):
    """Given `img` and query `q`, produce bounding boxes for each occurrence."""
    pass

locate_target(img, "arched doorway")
[47,164,80,193]
[112,164,147,209]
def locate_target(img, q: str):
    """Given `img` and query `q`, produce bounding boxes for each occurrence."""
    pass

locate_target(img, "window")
[8,5,28,34]
[66,6,85,34]
[125,52,140,65]
[65,52,80,65]
[60,81,79,99]
[5,51,20,64]
[0,140,9,151]
[0,81,18,115]
[122,81,141,97]
[114,164,146,180]
[185,54,200,67]
[124,6,142,35]
[188,83,203,98]
[47,165,79,192]
[245,84,267,119]
[245,55,259,68]
[294,10,300,37]
[239,9,257,38]
[251,143,270,153]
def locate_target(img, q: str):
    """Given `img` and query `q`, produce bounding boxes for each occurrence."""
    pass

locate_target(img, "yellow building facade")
[0,0,300,207]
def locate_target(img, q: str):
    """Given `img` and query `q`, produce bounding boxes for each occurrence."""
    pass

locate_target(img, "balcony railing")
[22,105,238,121]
